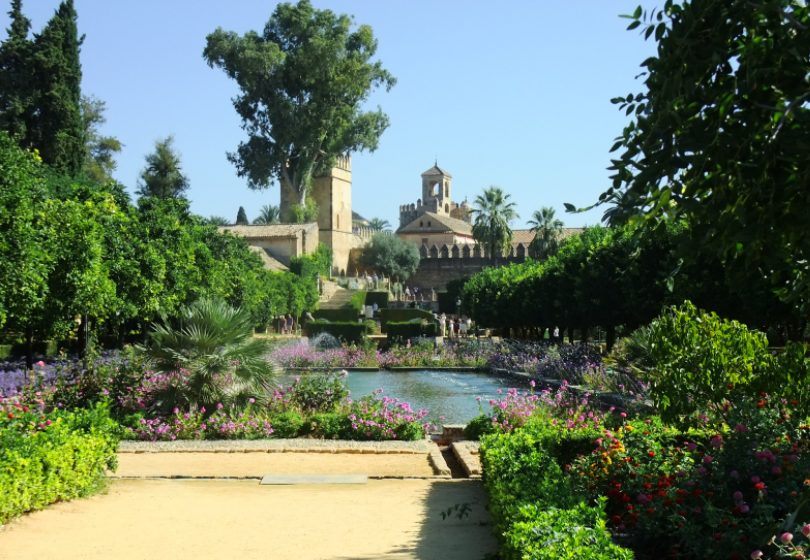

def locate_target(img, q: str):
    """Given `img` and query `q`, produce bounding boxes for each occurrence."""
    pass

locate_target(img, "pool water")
[342,370,528,424]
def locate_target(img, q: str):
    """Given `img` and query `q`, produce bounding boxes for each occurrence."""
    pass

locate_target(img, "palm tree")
[527,207,564,259]
[367,217,391,231]
[470,186,519,261]
[253,204,281,225]
[206,215,229,226]
[139,298,275,414]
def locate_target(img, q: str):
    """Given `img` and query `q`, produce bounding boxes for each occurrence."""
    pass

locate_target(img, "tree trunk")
[25,329,34,370]
[567,327,574,344]
[606,325,616,353]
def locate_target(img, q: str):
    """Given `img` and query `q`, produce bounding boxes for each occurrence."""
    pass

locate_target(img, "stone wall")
[408,254,524,291]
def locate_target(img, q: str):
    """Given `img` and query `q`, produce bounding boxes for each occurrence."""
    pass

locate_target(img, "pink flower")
[34,360,45,367]
[750,551,763,560]
[801,524,810,538]
[779,532,793,544]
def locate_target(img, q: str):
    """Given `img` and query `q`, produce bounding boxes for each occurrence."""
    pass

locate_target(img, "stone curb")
[451,441,481,478]
[118,439,433,454]
[108,474,455,481]
[427,445,451,477]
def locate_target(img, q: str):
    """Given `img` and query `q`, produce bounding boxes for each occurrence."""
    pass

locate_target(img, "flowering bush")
[126,405,275,441]
[345,389,431,440]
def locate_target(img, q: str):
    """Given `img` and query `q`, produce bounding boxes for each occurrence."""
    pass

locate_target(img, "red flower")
[754,482,766,491]
[648,450,656,458]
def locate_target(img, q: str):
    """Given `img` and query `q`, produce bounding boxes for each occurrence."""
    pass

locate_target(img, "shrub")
[0,402,119,524]
[364,291,389,308]
[345,390,429,441]
[464,413,496,440]
[379,308,435,330]
[348,290,367,312]
[289,243,332,278]
[307,412,350,439]
[289,372,349,413]
[268,410,305,438]
[312,308,360,322]
[386,319,436,340]
[646,301,773,424]
[303,320,371,344]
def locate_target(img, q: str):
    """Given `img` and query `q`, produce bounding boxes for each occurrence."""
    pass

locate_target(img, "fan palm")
[470,186,518,260]
[527,207,563,259]
[368,217,391,231]
[253,204,281,225]
[139,298,275,414]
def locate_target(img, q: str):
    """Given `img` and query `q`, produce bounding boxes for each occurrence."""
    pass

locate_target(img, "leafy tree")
[470,186,518,260]
[139,298,275,413]
[235,206,249,225]
[203,0,396,221]
[29,0,84,176]
[527,207,563,259]
[359,234,419,282]
[595,1,810,316]
[252,204,280,224]
[0,0,34,142]
[136,136,189,199]
[81,95,121,183]
[367,217,391,231]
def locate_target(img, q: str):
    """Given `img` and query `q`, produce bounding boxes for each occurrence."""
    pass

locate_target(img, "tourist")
[459,315,469,337]
[404,286,411,301]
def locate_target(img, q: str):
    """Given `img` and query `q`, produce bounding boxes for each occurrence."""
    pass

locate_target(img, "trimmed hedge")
[365,291,389,308]
[313,308,359,322]
[0,403,119,524]
[386,319,436,340]
[379,308,435,332]
[0,340,59,360]
[303,319,372,344]
[480,417,632,559]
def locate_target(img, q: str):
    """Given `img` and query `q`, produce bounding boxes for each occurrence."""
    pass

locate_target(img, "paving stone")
[260,474,368,485]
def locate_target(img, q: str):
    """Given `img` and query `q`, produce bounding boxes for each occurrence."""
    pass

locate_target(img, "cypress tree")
[30,0,84,176]
[0,0,34,142]
[235,206,249,225]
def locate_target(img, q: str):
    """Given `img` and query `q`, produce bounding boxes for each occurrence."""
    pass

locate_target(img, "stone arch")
[444,203,449,213]
[417,198,422,207]
[473,245,481,258]
[429,245,439,259]
[451,244,460,258]
[462,245,471,258]
[440,244,449,258]
[420,245,428,258]
[431,182,440,196]
[516,243,526,258]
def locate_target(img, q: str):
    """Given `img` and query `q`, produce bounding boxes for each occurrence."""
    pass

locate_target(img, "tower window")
[420,221,423,227]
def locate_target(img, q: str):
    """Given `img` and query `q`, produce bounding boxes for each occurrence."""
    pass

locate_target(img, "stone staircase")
[318,281,357,310]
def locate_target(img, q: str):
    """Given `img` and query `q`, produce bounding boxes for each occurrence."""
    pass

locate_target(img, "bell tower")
[312,155,352,274]
[421,162,452,215]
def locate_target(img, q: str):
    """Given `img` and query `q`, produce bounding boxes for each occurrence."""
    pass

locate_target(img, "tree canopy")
[527,207,563,260]
[136,136,189,199]
[591,0,810,314]
[470,186,518,260]
[359,234,419,282]
[203,0,395,220]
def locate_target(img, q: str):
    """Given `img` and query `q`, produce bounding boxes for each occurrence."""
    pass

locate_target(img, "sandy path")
[0,479,496,560]
[114,451,438,478]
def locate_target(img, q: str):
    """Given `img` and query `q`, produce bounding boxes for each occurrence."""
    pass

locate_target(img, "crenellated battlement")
[417,241,529,260]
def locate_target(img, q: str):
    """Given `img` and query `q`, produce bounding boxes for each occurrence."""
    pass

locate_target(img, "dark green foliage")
[470,186,518,260]
[385,319,436,340]
[139,298,276,413]
[438,277,467,314]
[0,403,119,524]
[359,233,420,282]
[312,309,359,322]
[136,136,189,199]
[307,412,350,439]
[235,206,249,225]
[303,319,371,344]
[29,0,84,175]
[203,0,395,214]
[289,372,349,413]
[527,206,563,260]
[463,414,496,440]
[480,418,632,559]
[364,291,388,309]
[290,244,333,278]
[268,410,305,438]
[252,204,280,225]
[0,0,34,141]
[599,0,810,316]
[80,95,121,182]
[379,308,435,330]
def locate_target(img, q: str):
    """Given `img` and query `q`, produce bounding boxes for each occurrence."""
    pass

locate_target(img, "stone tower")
[312,155,353,274]
[421,163,453,215]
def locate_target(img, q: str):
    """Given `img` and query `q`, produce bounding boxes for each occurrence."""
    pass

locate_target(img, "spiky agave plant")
[140,298,275,414]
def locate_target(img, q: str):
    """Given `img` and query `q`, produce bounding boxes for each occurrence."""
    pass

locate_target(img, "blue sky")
[1,1,658,228]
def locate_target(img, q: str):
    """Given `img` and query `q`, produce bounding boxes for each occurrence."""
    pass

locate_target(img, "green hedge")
[385,319,436,340]
[0,403,119,524]
[303,319,371,344]
[365,291,389,308]
[379,308,434,332]
[480,417,632,560]
[313,309,360,322]
[0,340,59,360]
